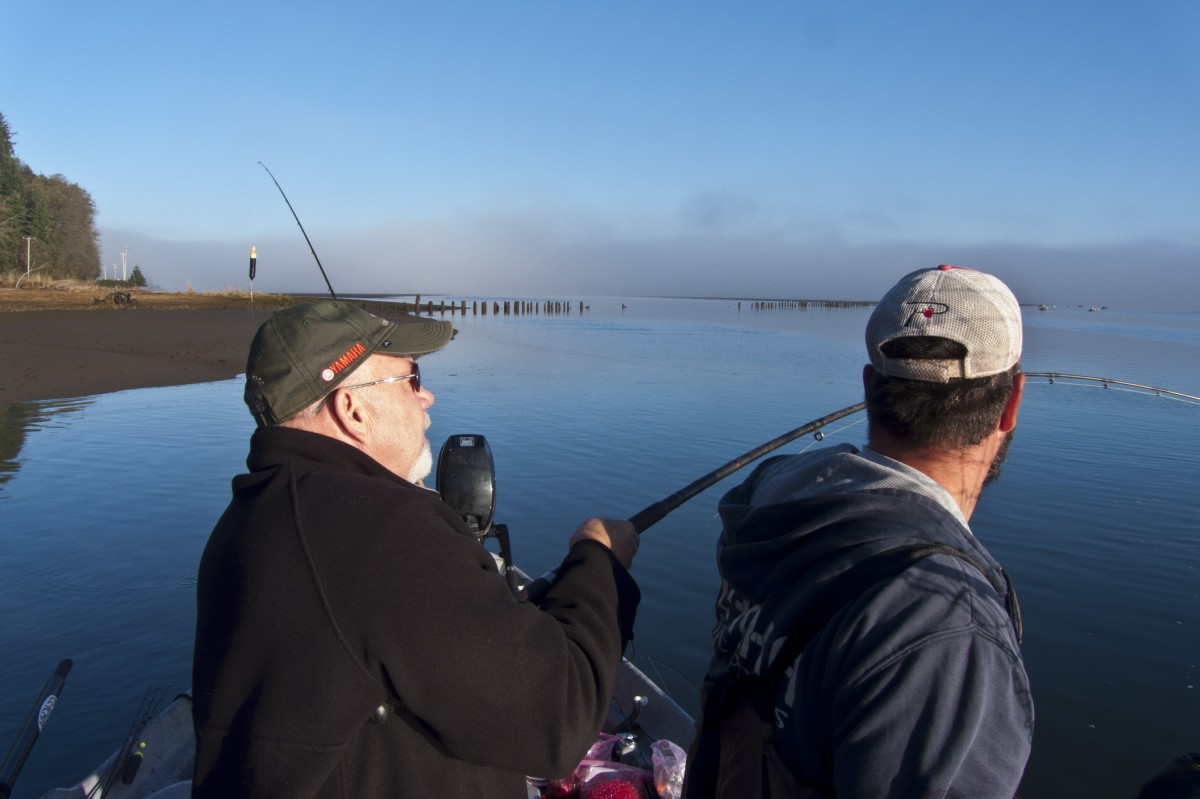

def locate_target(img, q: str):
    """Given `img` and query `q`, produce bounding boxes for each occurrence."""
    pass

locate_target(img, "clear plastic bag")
[537,733,684,797]
[650,739,686,799]
[585,732,622,762]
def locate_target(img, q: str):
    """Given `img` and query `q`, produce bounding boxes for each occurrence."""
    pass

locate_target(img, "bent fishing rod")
[1021,373,1200,405]
[519,401,866,600]
[520,370,1196,601]
[258,161,339,300]
[628,401,866,532]
[629,371,1198,534]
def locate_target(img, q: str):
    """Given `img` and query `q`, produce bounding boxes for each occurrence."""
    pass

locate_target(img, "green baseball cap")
[244,301,455,426]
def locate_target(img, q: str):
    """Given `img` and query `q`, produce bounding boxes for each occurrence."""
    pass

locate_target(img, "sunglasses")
[340,362,422,393]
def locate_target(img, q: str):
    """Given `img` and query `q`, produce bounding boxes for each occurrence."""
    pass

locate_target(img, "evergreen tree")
[130,265,147,287]
[0,112,24,273]
[0,111,101,280]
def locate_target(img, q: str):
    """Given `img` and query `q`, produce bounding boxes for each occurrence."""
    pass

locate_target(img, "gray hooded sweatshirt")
[705,443,1032,798]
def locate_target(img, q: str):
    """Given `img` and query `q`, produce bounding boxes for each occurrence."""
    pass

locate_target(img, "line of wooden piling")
[348,297,873,319]
[349,297,590,317]
[738,299,873,311]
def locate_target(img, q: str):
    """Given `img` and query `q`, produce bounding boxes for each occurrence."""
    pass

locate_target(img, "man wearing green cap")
[192,301,640,798]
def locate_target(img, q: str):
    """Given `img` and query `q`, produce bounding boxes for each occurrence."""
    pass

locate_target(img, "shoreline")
[1,287,302,404]
[0,287,464,404]
[0,287,581,403]
[1,308,276,404]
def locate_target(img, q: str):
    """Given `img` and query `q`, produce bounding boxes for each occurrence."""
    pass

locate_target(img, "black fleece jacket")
[192,426,639,798]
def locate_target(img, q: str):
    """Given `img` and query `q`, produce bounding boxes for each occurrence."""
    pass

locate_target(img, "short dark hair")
[866,337,1019,448]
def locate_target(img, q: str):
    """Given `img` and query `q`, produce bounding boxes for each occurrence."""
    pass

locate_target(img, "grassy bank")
[0,280,304,313]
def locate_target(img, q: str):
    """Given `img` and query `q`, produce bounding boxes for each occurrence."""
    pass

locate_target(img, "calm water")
[2,298,1198,798]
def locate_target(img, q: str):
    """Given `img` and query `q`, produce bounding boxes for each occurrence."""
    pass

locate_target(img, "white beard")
[408,412,436,482]
[406,435,433,485]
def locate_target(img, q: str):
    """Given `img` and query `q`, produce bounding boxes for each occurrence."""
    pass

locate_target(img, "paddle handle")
[0,659,73,799]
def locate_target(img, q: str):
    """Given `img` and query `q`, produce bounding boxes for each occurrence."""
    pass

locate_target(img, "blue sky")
[5,1,1198,309]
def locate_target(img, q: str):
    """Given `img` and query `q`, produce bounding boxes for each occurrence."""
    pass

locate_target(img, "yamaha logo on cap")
[322,342,367,382]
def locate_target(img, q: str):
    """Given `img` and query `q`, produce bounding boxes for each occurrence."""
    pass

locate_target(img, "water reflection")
[0,301,1197,799]
[0,398,94,491]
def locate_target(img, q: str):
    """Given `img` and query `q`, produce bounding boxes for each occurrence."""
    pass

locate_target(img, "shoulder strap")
[683,542,1021,799]
[752,542,1018,714]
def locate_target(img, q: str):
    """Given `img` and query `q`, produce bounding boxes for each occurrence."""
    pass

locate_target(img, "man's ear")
[325,387,373,445]
[999,373,1025,433]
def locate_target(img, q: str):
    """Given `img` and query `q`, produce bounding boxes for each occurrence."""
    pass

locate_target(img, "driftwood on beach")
[92,290,138,308]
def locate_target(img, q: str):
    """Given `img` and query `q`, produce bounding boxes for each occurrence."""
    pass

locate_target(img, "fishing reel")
[436,434,518,594]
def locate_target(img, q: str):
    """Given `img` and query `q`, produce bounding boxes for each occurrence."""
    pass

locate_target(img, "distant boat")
[1090,307,1100,312]
[1038,304,1048,311]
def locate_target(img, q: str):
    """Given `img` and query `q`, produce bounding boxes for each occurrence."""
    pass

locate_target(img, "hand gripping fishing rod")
[258,161,338,300]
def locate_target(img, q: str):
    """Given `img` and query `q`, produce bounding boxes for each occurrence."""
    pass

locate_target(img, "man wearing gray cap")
[685,265,1032,798]
[192,301,640,798]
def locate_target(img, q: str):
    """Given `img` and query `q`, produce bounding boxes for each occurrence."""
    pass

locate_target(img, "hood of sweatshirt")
[713,444,1008,662]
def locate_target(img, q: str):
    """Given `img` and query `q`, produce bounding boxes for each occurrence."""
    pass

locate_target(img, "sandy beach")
[0,288,467,404]
[1,289,319,403]
[1,307,279,403]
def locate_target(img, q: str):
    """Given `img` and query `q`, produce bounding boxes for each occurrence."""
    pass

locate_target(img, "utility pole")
[24,236,31,277]
[121,247,129,282]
